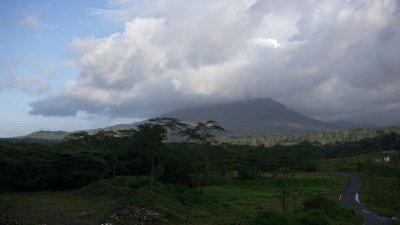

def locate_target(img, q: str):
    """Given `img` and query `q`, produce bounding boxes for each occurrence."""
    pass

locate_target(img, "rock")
[391,215,400,221]
[111,204,166,225]
[0,206,22,225]
[77,212,93,219]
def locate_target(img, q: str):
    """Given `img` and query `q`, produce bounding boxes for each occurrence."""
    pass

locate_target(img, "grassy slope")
[0,192,115,225]
[0,173,356,225]
[317,154,400,217]
[360,176,399,216]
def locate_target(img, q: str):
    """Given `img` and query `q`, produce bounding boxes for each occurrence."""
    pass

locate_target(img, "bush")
[106,176,151,189]
[237,168,259,180]
[250,211,329,225]
[80,176,151,197]
[250,196,361,225]
[303,196,333,211]
[80,181,134,197]
[50,152,108,189]
[250,211,295,225]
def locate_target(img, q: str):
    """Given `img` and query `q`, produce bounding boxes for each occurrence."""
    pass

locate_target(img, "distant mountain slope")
[18,98,366,140]
[326,121,375,130]
[23,130,69,140]
[162,98,336,135]
[89,123,142,133]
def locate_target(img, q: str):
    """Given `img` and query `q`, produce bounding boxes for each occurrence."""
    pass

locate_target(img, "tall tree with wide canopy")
[135,117,187,189]
[179,120,224,192]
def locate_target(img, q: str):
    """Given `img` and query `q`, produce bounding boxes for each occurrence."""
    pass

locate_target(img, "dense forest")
[1,118,399,194]
[220,126,400,147]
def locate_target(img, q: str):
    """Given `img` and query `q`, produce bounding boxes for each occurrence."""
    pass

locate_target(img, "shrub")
[80,176,151,197]
[80,180,134,197]
[106,176,151,189]
[303,196,333,211]
[237,168,259,180]
[250,211,329,225]
[250,211,296,225]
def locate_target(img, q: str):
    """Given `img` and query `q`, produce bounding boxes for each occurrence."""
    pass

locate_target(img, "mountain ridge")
[162,98,335,135]
[18,98,368,140]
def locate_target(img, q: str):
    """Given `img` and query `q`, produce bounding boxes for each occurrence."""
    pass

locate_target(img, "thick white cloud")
[31,0,400,125]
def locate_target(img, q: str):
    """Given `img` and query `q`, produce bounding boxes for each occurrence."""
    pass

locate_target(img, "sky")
[1,0,400,137]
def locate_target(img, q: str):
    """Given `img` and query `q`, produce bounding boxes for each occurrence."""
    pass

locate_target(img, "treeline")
[221,126,400,147]
[0,118,399,193]
[0,140,320,193]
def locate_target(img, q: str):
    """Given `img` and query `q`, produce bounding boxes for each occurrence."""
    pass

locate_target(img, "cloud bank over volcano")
[30,0,400,125]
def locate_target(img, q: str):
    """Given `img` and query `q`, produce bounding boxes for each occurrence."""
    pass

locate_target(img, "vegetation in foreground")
[318,152,400,217]
[2,118,398,224]
[1,173,361,225]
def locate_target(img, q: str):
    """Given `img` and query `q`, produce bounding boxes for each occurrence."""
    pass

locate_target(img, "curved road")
[340,173,393,225]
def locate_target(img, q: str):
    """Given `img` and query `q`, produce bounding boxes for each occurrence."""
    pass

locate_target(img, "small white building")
[383,156,390,162]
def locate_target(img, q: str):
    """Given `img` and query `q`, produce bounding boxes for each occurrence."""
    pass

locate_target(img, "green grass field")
[0,173,360,225]
[317,153,400,217]
[360,176,400,216]
[0,192,115,225]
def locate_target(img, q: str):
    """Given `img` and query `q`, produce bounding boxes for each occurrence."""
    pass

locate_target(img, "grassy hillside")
[0,173,361,225]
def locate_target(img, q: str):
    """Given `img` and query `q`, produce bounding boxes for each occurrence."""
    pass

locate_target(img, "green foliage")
[237,166,260,180]
[105,176,151,189]
[1,119,398,210]
[135,123,167,148]
[1,174,356,225]
[50,152,108,189]
[360,162,400,216]
[179,120,224,143]
[80,176,152,198]
[23,216,40,225]
[302,196,333,211]
[250,211,329,225]
[318,153,400,216]
[2,118,388,225]
[221,127,400,150]
[250,196,361,225]
[360,174,400,216]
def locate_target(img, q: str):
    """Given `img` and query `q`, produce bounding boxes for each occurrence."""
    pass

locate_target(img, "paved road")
[340,173,393,225]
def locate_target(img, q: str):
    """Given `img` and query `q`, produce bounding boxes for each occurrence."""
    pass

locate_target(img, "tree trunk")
[150,155,154,190]
[200,146,212,186]
[113,164,116,177]
[200,179,204,194]
[21,163,30,186]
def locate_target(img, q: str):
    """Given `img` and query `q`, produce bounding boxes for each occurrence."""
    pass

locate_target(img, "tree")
[179,120,224,192]
[135,117,187,189]
[50,152,108,189]
[304,164,317,176]
[63,131,90,141]
[279,186,290,212]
